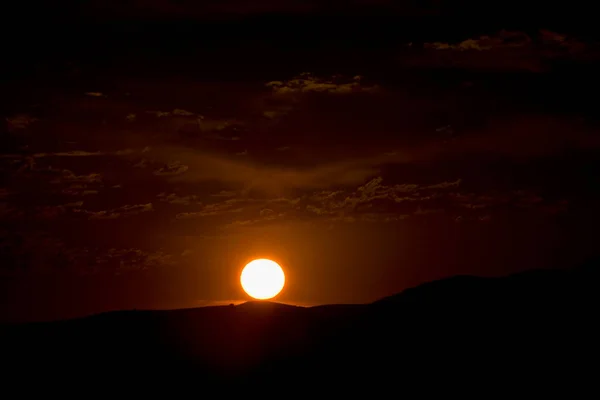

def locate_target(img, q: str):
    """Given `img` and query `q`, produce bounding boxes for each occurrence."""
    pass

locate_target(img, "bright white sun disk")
[240,259,285,300]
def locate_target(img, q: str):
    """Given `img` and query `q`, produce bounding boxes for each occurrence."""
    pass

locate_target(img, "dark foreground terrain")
[2,262,598,393]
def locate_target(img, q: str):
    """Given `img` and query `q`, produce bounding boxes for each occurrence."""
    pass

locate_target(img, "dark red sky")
[1,1,600,322]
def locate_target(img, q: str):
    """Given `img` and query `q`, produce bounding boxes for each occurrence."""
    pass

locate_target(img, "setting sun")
[240,259,285,300]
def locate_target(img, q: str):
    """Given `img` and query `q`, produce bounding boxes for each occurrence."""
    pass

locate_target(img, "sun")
[240,259,285,300]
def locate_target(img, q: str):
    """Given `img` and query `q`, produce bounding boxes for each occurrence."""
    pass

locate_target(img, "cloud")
[263,110,283,119]
[199,118,241,134]
[423,29,588,53]
[1,149,138,159]
[175,200,244,220]
[157,192,199,206]
[0,229,177,277]
[50,170,102,184]
[75,203,153,220]
[141,112,600,195]
[177,175,568,232]
[416,30,594,72]
[133,158,148,168]
[424,30,532,51]
[172,109,195,116]
[266,73,379,95]
[260,105,295,124]
[153,161,189,176]
[295,176,462,220]
[33,202,84,220]
[260,208,276,217]
[171,197,299,220]
[5,114,37,132]
[2,158,105,197]
[147,109,195,117]
[96,248,175,275]
[9,158,105,195]
[211,190,237,198]
[145,109,242,135]
[211,134,241,141]
[148,145,383,193]
[182,177,434,227]
[61,186,99,196]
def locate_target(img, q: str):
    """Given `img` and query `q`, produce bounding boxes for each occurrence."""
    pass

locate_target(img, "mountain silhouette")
[1,263,597,393]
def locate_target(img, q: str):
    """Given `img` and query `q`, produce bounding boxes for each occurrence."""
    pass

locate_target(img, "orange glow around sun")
[240,259,285,300]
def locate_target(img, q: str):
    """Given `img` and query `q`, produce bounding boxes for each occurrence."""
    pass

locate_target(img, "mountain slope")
[1,264,598,391]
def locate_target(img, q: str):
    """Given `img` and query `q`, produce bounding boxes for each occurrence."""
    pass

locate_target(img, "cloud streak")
[74,203,153,220]
[413,29,596,72]
[151,146,384,193]
[167,174,566,233]
[143,113,600,196]
[0,149,139,159]
[267,73,379,95]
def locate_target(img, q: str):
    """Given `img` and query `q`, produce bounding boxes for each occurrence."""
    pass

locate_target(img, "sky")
[1,2,600,322]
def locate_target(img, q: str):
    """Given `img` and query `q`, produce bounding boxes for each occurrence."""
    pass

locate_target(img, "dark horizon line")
[4,262,592,326]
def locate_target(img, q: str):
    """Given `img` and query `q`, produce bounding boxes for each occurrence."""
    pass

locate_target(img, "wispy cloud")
[74,203,153,220]
[175,200,244,220]
[157,192,200,206]
[0,229,178,277]
[416,30,594,72]
[0,149,138,159]
[50,170,102,184]
[96,248,175,275]
[144,109,243,135]
[148,114,599,194]
[147,109,195,117]
[148,145,384,193]
[266,73,379,95]
[153,161,189,176]
[5,114,37,132]
[168,174,568,232]
[424,30,532,51]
